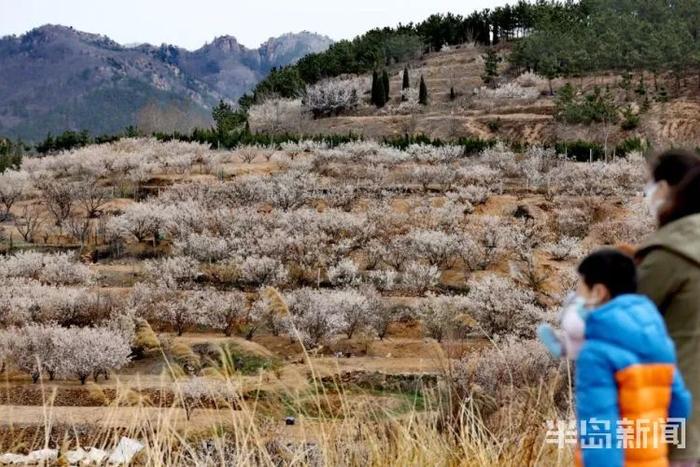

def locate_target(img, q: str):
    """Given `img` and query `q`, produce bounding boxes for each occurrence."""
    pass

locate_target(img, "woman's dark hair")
[659,165,700,227]
[578,249,637,298]
[650,149,700,186]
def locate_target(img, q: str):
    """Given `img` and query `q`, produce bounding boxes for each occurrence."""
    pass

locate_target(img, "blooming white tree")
[10,325,130,384]
[304,77,364,117]
[479,142,520,178]
[143,256,200,289]
[417,293,471,342]
[108,202,172,245]
[174,232,230,263]
[450,185,491,206]
[332,288,373,339]
[199,290,248,337]
[369,300,398,340]
[12,325,67,382]
[327,258,360,287]
[36,178,75,228]
[0,251,92,285]
[248,99,306,133]
[178,377,237,420]
[543,236,584,261]
[284,288,346,347]
[467,274,548,339]
[57,326,131,384]
[463,216,510,270]
[0,170,30,220]
[401,261,440,294]
[14,205,44,243]
[0,278,96,326]
[400,229,461,268]
[73,178,110,218]
[555,206,593,238]
[475,83,539,99]
[239,256,288,287]
[368,269,398,292]
[156,294,209,336]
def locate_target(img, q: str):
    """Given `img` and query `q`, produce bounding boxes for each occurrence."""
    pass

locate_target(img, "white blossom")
[401,261,440,294]
[467,274,548,339]
[416,293,470,342]
[0,170,30,220]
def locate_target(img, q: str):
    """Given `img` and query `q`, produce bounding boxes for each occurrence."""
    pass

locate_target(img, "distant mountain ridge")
[0,25,332,140]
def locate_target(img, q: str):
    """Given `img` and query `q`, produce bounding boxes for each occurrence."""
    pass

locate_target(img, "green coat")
[637,213,700,460]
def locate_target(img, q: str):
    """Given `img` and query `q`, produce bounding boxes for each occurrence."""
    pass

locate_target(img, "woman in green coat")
[637,150,700,465]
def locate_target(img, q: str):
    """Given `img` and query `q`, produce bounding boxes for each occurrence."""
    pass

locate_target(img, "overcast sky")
[0,0,511,50]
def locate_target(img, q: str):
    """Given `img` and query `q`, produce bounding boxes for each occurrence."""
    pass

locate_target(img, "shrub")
[475,83,539,100]
[515,72,547,88]
[620,106,640,130]
[454,338,567,412]
[543,236,584,261]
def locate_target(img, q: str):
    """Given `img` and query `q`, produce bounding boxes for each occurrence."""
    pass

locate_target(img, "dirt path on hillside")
[0,405,238,428]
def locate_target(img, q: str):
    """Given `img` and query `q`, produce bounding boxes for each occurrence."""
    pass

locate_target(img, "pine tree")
[382,70,390,102]
[401,67,410,102]
[371,70,387,108]
[481,48,500,89]
[450,87,456,101]
[371,70,379,106]
[376,78,386,108]
[212,99,245,134]
[419,75,428,106]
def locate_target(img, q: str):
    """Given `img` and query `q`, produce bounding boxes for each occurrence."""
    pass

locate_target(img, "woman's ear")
[656,180,671,199]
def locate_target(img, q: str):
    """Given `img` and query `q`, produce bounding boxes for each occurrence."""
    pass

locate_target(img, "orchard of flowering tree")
[0,0,698,463]
[0,137,652,388]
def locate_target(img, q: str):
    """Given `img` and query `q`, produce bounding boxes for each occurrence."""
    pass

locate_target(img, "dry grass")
[0,335,574,466]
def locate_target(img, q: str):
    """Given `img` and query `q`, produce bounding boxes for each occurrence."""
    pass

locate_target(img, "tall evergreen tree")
[371,70,380,106]
[382,70,390,102]
[419,75,428,105]
[372,70,387,108]
[481,48,500,89]
[402,66,410,90]
[212,100,245,134]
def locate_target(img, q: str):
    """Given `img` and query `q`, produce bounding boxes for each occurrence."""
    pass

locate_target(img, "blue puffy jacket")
[576,294,692,467]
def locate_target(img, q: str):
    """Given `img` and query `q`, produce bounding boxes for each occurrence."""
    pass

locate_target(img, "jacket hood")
[585,294,675,362]
[638,213,700,267]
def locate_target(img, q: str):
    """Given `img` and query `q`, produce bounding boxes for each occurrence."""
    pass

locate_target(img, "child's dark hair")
[577,249,637,297]
[659,165,700,227]
[650,149,700,186]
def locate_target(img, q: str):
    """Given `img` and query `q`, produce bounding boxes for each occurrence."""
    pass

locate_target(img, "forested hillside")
[244,0,700,106]
[0,26,332,141]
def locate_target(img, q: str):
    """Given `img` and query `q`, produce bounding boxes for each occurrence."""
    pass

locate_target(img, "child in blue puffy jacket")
[543,249,692,467]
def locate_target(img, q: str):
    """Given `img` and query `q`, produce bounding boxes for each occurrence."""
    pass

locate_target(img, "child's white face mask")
[559,294,588,359]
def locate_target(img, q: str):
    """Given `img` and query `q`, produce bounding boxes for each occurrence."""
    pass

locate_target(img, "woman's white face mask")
[644,181,667,218]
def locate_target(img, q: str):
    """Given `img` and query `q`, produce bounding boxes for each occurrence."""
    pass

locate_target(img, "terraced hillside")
[297,44,700,148]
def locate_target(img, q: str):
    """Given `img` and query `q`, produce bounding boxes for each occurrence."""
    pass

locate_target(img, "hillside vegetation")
[236,0,699,152]
[0,137,651,464]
